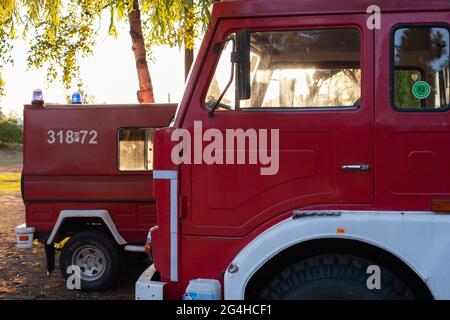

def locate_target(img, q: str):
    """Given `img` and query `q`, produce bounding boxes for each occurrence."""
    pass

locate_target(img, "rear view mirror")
[236,28,251,100]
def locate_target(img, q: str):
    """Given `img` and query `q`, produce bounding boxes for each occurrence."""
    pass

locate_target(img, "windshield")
[206,28,361,109]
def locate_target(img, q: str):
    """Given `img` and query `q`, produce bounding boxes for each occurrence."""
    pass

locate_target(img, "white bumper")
[135,264,166,300]
[224,211,450,299]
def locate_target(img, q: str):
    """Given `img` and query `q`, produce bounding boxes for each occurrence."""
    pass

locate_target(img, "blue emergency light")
[32,89,44,104]
[71,92,82,104]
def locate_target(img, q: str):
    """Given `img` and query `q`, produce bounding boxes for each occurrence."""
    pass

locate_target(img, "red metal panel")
[180,14,374,238]
[213,0,449,18]
[23,104,176,243]
[374,12,450,211]
[153,2,450,299]
[152,127,179,286]
[23,104,176,176]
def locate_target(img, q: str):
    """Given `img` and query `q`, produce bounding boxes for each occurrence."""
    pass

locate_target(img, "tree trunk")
[185,47,194,81]
[129,0,154,103]
[184,0,194,81]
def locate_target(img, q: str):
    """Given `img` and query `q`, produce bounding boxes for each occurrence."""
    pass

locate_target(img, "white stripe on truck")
[153,170,178,282]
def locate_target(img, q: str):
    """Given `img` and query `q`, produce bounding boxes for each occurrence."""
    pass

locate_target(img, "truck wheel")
[259,254,414,300]
[60,230,120,292]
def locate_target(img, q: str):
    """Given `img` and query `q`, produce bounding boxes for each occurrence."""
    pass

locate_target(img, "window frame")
[390,23,450,113]
[116,127,160,173]
[204,26,363,113]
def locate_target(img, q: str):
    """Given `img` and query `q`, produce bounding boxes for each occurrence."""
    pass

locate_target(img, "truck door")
[181,15,374,237]
[375,12,450,210]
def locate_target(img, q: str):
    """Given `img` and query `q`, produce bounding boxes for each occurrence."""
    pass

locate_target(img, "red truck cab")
[18,102,176,291]
[137,0,450,300]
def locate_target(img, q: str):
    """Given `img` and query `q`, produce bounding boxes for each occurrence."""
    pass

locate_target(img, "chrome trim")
[341,164,371,171]
[124,245,145,253]
[293,210,342,219]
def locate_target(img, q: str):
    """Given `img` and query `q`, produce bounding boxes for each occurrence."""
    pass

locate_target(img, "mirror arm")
[208,37,236,117]
[212,35,235,54]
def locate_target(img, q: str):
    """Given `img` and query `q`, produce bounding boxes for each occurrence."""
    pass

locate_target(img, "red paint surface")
[23,104,177,243]
[22,0,450,299]
[152,1,450,299]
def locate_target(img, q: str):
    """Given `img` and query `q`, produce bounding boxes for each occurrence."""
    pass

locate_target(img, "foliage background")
[0,0,212,99]
[0,110,22,146]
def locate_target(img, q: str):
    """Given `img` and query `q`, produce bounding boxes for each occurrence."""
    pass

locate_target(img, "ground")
[0,146,148,300]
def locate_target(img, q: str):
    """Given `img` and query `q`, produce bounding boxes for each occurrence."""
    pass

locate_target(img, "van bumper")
[15,224,35,249]
[135,264,166,300]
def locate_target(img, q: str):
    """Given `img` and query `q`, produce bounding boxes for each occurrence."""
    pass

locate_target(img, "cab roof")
[212,0,450,19]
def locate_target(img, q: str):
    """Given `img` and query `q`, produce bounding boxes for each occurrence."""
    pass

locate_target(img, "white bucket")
[183,279,222,300]
[15,224,35,249]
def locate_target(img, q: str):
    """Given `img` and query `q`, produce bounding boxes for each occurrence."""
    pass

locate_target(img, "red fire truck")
[135,0,450,300]
[17,103,176,291]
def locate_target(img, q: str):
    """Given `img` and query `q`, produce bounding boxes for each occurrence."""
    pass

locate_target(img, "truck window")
[118,128,155,171]
[206,28,361,110]
[393,26,449,110]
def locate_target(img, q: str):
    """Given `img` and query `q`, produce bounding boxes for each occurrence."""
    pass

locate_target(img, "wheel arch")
[47,210,127,245]
[223,212,448,300]
[244,237,433,300]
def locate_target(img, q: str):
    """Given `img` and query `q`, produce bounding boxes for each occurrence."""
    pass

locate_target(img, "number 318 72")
[47,130,98,145]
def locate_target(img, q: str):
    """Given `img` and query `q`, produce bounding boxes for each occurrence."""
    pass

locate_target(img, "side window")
[118,128,155,171]
[206,28,361,110]
[393,26,449,110]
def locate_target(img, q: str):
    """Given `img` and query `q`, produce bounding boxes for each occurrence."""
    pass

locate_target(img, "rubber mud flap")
[45,242,55,274]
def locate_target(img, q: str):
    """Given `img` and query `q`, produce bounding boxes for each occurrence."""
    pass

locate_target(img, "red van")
[17,103,176,291]
[137,0,450,300]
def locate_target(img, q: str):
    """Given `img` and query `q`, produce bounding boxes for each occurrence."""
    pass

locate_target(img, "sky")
[0,21,193,117]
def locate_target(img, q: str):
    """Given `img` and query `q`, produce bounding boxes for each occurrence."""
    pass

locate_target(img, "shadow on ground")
[0,160,150,300]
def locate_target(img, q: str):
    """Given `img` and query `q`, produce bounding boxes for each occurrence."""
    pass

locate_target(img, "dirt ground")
[0,152,149,300]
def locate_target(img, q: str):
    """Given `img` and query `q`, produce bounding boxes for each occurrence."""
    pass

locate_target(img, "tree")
[0,116,23,145]
[129,0,154,102]
[0,0,212,103]
[0,3,15,97]
[184,0,195,80]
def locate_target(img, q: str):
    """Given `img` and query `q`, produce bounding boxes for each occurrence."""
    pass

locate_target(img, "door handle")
[341,164,371,172]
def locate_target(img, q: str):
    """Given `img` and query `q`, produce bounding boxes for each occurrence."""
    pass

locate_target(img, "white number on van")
[47,130,98,145]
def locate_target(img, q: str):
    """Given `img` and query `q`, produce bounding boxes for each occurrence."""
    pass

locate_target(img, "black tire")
[259,254,414,300]
[60,230,121,292]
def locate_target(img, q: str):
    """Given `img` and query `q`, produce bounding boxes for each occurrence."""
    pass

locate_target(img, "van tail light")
[432,199,450,213]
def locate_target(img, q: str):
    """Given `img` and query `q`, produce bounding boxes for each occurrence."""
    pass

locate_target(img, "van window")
[393,26,449,110]
[206,28,361,110]
[118,128,155,171]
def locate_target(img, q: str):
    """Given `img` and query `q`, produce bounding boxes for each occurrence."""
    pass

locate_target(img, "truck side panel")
[23,104,177,243]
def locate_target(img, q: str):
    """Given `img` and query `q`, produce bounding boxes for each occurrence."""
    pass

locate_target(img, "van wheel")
[259,254,414,300]
[60,230,121,292]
